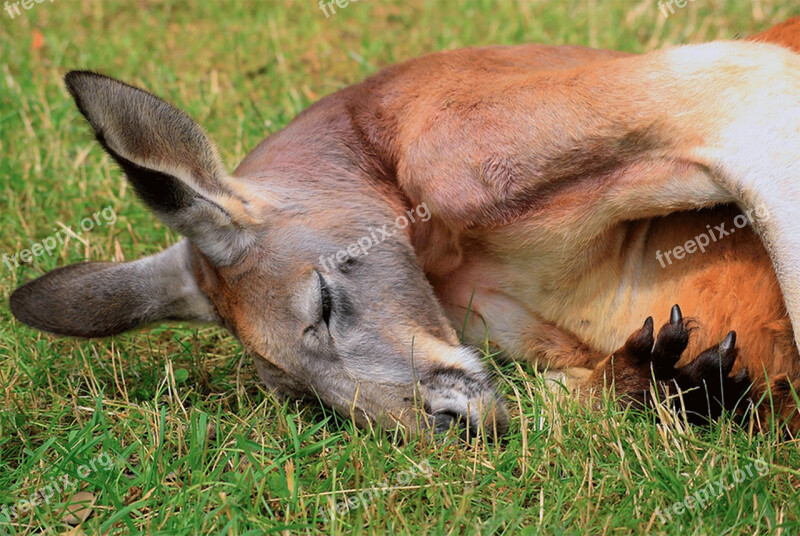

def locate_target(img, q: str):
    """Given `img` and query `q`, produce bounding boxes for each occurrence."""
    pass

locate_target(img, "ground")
[1,0,799,534]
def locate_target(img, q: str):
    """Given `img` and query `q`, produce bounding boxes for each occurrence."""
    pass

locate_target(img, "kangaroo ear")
[64,71,257,265]
[9,241,216,337]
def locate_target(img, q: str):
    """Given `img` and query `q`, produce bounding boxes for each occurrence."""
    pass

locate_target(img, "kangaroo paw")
[591,305,752,424]
[669,328,752,424]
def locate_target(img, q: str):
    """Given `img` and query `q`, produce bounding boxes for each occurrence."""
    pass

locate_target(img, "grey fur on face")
[9,71,507,439]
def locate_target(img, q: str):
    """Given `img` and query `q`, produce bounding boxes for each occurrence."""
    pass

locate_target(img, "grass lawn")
[2,0,800,534]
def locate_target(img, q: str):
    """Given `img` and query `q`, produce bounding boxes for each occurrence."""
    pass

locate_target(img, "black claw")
[627,316,656,364]
[651,309,690,377]
[643,316,654,335]
[720,331,736,354]
[670,304,682,325]
[618,307,753,425]
[717,331,738,373]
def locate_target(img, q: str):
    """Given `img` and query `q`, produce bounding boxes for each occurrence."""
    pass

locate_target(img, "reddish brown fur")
[586,20,800,426]
[343,22,800,427]
[542,20,800,426]
[750,16,800,52]
[14,19,800,436]
[243,20,800,428]
[590,208,800,427]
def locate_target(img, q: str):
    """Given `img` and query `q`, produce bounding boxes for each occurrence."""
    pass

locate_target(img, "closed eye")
[319,273,333,327]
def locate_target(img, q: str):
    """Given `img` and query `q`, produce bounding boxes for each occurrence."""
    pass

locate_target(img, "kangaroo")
[10,18,800,438]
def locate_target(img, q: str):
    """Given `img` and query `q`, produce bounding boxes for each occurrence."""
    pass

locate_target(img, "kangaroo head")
[9,72,508,439]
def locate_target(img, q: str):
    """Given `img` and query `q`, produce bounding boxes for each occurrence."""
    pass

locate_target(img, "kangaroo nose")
[416,346,509,440]
[431,406,508,440]
[432,409,473,437]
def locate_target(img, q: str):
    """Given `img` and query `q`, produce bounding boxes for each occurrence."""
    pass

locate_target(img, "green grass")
[2,0,800,534]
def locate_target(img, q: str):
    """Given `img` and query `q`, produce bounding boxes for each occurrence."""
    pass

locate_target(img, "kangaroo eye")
[319,274,333,327]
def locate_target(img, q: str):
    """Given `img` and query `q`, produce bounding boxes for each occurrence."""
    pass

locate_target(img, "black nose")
[432,410,477,439]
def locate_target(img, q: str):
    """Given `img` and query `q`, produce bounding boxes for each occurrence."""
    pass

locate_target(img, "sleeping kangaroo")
[10,18,800,438]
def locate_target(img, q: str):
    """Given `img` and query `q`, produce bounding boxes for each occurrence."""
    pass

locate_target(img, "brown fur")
[11,19,800,436]
[343,21,800,428]
[751,16,800,52]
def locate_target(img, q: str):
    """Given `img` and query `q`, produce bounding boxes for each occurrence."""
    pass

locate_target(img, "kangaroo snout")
[419,361,509,440]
